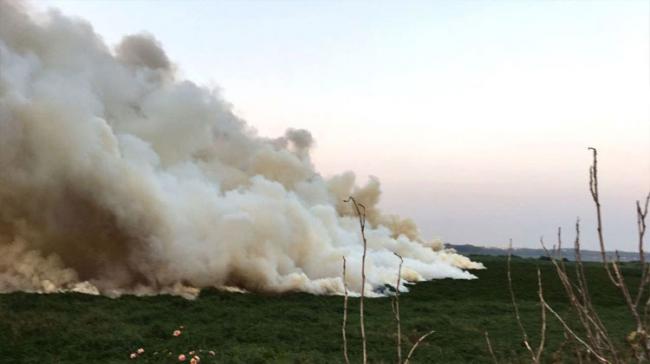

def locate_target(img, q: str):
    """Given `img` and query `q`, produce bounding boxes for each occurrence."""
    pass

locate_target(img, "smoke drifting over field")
[0,1,482,298]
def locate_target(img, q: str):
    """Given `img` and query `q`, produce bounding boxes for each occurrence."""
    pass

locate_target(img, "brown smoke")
[0,1,482,298]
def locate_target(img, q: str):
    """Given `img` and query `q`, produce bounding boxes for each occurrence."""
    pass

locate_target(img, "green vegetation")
[0,256,643,363]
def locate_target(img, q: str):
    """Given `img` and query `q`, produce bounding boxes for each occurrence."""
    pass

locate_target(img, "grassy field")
[0,255,643,363]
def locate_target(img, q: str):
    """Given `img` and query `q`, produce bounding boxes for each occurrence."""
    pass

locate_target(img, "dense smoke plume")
[0,1,482,298]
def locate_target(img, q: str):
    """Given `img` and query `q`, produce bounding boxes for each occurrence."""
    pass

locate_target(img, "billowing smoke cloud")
[115,33,172,73]
[0,1,483,298]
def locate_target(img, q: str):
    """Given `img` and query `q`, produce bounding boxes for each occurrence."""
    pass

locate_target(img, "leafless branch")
[635,194,650,308]
[542,298,609,364]
[509,148,650,363]
[541,226,617,361]
[587,147,650,360]
[588,148,610,266]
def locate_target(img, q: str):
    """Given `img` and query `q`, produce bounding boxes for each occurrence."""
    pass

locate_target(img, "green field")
[0,256,642,363]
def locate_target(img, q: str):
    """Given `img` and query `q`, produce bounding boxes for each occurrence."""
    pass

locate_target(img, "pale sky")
[30,0,650,251]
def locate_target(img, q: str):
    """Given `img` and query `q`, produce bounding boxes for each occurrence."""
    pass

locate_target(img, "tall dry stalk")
[587,148,650,361]
[345,196,368,364]
[589,148,648,329]
[540,290,609,364]
[509,247,610,363]
[392,253,404,364]
[541,226,618,362]
[390,251,434,364]
[484,331,498,364]
[343,198,434,364]
[520,147,650,363]
[535,268,547,363]
[507,241,547,364]
[342,256,350,364]
[588,147,613,274]
[403,330,435,364]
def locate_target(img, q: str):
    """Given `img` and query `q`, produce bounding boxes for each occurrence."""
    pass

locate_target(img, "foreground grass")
[0,256,643,363]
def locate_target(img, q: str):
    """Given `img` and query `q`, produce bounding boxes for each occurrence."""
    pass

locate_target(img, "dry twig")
[542,299,609,364]
[403,330,435,364]
[541,226,617,361]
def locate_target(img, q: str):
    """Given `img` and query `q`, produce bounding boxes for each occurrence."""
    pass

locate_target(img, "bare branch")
[635,193,650,308]
[542,224,618,361]
[610,251,644,334]
[587,147,618,285]
[587,148,646,358]
[542,296,610,363]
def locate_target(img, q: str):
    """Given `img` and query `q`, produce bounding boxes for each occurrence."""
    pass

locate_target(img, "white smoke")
[0,1,483,298]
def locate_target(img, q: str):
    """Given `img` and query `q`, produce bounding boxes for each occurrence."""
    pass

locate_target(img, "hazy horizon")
[31,0,650,251]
